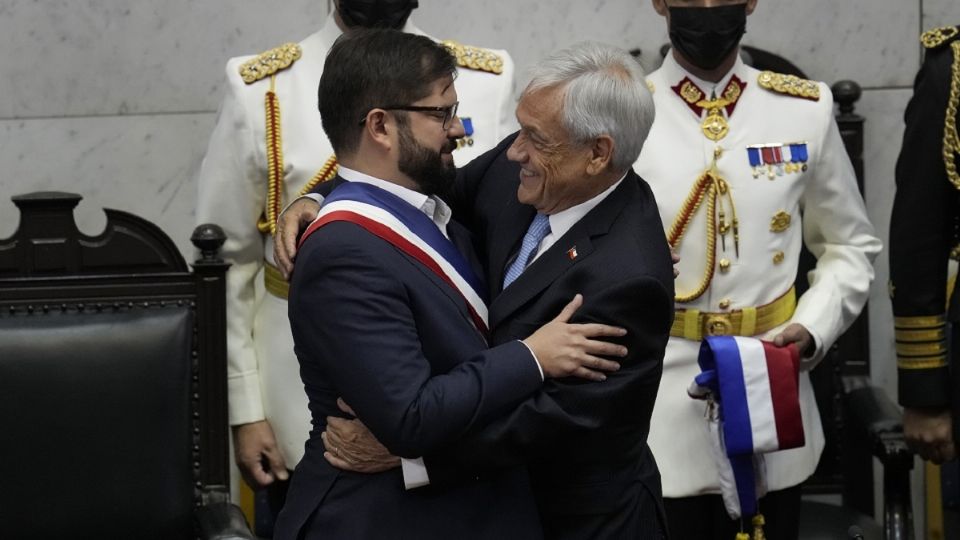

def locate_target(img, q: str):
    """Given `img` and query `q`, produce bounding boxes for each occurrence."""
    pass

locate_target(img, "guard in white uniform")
[195,2,515,533]
[635,1,880,538]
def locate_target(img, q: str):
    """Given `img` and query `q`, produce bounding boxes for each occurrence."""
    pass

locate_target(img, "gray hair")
[523,41,655,171]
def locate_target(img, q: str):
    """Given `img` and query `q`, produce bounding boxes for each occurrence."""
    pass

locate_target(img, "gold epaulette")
[943,41,960,189]
[895,315,949,370]
[757,71,820,101]
[239,43,302,84]
[922,26,960,49]
[441,40,504,75]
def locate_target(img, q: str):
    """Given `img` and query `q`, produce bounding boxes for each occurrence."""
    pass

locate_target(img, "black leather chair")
[0,192,254,539]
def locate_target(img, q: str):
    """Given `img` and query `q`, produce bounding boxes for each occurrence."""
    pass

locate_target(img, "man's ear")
[652,0,669,17]
[585,135,615,176]
[363,109,393,151]
[746,0,758,16]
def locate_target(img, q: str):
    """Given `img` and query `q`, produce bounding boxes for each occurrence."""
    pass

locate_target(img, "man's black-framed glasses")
[359,102,459,130]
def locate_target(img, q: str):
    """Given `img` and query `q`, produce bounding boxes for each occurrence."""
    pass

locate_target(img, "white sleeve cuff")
[518,340,545,381]
[401,457,431,490]
[800,324,825,371]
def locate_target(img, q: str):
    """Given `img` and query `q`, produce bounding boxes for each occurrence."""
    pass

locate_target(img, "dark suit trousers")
[255,472,293,538]
[663,485,800,540]
[541,484,667,540]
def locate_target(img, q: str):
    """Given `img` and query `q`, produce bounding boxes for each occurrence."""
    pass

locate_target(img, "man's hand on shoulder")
[523,294,627,381]
[232,420,290,489]
[275,197,323,278]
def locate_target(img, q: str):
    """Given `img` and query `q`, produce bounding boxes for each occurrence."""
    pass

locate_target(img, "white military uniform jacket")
[635,52,881,497]
[195,12,517,465]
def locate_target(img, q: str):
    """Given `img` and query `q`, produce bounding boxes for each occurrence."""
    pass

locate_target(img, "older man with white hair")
[276,41,675,539]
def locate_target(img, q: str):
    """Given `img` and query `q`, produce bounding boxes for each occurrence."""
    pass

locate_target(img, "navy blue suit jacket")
[275,179,545,540]
[426,134,675,539]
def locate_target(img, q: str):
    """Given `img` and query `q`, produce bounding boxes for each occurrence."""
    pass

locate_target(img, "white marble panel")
[854,88,913,397]
[0,112,217,259]
[923,0,960,31]
[416,0,919,93]
[0,0,329,119]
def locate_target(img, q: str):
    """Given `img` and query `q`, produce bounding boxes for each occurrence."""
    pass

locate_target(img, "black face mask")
[338,0,418,30]
[668,4,747,71]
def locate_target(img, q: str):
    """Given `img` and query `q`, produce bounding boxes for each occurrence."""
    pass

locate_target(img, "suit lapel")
[488,176,638,330]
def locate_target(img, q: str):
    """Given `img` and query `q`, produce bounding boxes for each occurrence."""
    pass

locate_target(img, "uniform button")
[719,258,731,273]
[773,251,785,265]
[719,298,732,310]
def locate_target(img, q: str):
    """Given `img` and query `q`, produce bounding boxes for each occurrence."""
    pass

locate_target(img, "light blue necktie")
[502,213,551,289]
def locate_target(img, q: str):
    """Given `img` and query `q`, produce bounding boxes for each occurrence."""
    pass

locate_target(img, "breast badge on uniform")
[770,211,792,233]
[672,76,747,142]
[747,142,809,179]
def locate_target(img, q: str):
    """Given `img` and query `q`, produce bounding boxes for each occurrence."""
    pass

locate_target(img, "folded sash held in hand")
[689,336,804,520]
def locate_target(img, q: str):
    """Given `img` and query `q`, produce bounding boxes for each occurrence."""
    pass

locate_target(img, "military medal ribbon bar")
[747,142,808,179]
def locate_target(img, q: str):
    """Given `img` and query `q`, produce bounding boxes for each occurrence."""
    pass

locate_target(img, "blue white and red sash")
[690,336,804,519]
[298,181,489,335]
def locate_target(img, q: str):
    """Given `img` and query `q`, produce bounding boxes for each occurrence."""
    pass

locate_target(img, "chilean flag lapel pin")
[567,246,578,260]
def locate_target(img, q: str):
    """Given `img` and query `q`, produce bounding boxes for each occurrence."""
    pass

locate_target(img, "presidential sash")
[298,182,489,335]
[689,336,804,521]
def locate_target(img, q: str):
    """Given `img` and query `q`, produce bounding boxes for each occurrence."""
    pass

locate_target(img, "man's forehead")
[516,89,564,136]
[416,76,458,103]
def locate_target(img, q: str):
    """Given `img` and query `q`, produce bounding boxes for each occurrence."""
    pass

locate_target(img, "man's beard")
[397,123,457,196]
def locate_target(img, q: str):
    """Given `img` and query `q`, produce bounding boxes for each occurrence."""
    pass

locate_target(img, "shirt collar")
[337,165,450,227]
[546,172,627,241]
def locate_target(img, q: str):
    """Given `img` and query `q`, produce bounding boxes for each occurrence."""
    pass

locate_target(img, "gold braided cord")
[667,178,709,246]
[257,73,338,237]
[668,173,719,303]
[260,75,284,236]
[668,158,740,303]
[299,155,340,197]
[944,41,960,190]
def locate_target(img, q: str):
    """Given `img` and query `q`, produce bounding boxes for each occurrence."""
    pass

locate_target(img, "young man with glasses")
[193,2,516,535]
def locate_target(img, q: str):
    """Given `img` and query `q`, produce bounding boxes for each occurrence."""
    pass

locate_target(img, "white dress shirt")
[337,166,452,239]
[529,173,626,265]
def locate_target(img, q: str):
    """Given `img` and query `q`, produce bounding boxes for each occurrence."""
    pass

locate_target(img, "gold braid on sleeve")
[944,41,960,190]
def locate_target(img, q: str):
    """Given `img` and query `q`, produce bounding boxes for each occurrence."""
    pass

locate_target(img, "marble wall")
[0,0,956,529]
